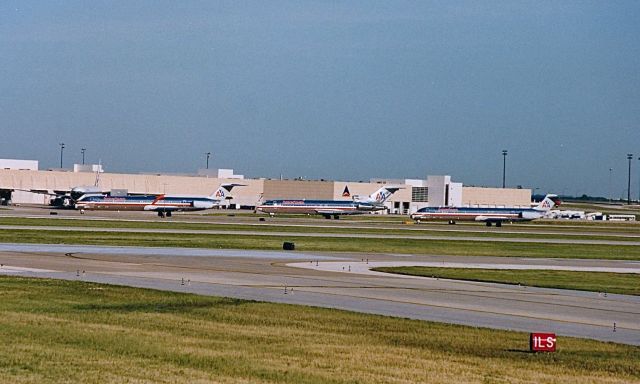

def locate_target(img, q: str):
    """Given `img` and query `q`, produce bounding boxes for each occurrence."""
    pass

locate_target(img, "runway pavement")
[1,243,638,346]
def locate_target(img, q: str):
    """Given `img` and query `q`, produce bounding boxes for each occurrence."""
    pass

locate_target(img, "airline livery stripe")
[412,213,520,218]
[78,203,193,208]
[258,206,357,211]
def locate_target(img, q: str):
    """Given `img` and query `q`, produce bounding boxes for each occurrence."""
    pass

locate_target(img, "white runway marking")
[288,261,640,276]
[0,266,57,273]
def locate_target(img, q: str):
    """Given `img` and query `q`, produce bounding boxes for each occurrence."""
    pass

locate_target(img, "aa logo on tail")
[215,189,225,198]
[375,191,390,202]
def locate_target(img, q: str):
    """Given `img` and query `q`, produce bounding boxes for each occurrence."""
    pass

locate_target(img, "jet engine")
[520,211,541,220]
[192,200,215,209]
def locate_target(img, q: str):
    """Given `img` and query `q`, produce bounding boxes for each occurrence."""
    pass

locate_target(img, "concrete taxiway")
[1,243,638,346]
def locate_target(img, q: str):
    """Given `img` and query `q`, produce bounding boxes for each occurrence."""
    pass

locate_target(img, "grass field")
[1,216,640,241]
[0,276,638,384]
[4,228,640,260]
[372,267,640,296]
[528,220,640,232]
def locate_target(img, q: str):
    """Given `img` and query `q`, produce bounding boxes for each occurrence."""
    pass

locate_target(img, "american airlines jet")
[256,186,401,219]
[75,184,243,217]
[410,194,560,227]
[25,168,104,208]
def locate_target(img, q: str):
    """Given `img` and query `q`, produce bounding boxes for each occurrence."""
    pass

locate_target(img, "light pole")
[608,168,613,203]
[59,143,65,168]
[627,154,633,204]
[501,150,508,188]
[81,148,86,165]
[206,152,211,169]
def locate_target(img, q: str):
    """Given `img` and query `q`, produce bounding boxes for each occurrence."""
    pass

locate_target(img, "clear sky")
[1,1,639,197]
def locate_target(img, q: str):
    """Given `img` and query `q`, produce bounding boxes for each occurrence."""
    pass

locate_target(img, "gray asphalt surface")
[1,243,638,346]
[0,243,341,260]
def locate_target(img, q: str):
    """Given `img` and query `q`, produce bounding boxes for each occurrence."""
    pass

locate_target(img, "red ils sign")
[530,333,557,352]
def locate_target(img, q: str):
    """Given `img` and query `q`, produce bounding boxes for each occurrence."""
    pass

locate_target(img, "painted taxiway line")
[0,266,57,273]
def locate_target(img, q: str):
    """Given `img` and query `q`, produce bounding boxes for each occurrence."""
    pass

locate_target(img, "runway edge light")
[529,333,556,352]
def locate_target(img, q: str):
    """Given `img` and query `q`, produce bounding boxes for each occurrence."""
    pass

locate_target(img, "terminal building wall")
[425,176,463,207]
[0,170,263,208]
[461,187,531,207]
[262,180,334,200]
[0,168,532,210]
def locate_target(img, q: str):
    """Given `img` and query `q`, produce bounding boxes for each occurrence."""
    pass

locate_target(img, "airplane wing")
[19,188,112,197]
[143,194,196,212]
[143,205,184,212]
[144,195,175,212]
[474,216,511,223]
[314,209,359,215]
[16,189,68,197]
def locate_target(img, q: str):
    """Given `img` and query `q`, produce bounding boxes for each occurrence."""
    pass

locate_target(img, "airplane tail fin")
[360,186,401,204]
[535,194,561,211]
[209,183,244,200]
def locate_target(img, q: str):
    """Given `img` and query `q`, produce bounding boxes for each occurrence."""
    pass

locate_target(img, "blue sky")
[1,1,639,197]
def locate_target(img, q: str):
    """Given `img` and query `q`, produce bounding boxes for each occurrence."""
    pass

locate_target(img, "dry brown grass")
[0,277,638,383]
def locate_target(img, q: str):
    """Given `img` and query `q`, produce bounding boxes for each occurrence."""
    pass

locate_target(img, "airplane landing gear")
[333,215,340,220]
[496,221,502,227]
[158,212,165,218]
[166,211,172,217]
[485,222,492,227]
[448,220,456,225]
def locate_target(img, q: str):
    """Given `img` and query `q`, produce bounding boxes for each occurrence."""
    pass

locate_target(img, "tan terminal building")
[0,159,532,214]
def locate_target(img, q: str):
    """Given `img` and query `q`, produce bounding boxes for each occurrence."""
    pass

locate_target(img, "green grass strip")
[372,267,640,296]
[1,216,640,240]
